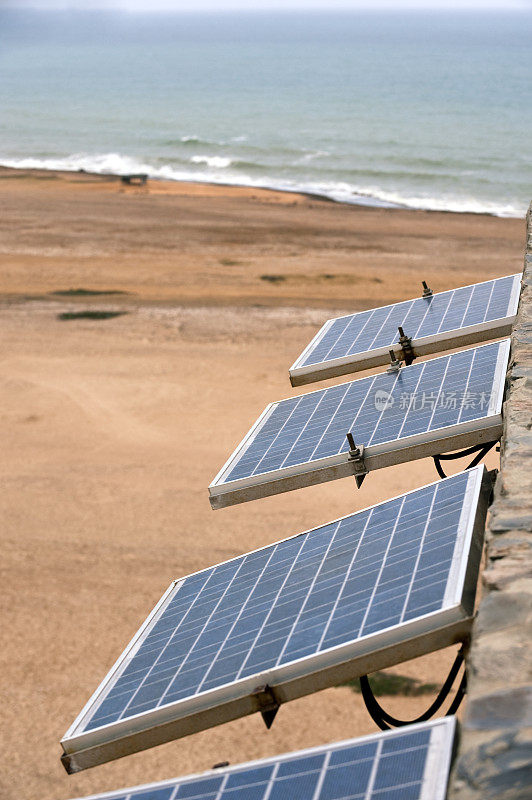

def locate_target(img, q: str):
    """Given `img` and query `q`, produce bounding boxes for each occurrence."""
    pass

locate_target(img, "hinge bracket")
[346,432,368,488]
[251,684,280,729]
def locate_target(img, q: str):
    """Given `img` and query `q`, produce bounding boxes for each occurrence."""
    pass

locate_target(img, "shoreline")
[0,164,524,219]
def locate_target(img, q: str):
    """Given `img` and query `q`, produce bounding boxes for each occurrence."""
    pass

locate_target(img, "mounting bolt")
[397,326,415,366]
[422,280,433,298]
[386,349,402,373]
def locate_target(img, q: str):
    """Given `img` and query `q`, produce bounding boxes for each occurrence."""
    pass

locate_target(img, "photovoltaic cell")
[210,340,509,508]
[62,468,487,772]
[289,274,520,385]
[67,718,456,800]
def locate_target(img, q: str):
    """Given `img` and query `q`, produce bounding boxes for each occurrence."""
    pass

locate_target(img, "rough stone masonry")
[450,204,532,798]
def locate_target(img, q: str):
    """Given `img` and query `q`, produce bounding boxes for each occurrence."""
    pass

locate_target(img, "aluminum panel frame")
[66,717,457,800]
[61,468,489,773]
[289,274,520,386]
[210,340,509,509]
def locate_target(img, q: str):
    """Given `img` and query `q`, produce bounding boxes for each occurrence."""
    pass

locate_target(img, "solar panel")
[289,274,520,386]
[210,340,509,509]
[61,467,488,772]
[66,717,457,800]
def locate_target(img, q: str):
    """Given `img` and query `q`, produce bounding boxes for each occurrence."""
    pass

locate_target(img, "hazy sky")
[5,0,531,11]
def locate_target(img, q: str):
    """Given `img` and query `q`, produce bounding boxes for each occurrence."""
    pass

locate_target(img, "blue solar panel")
[210,340,508,507]
[62,469,485,770]
[68,718,456,800]
[289,274,520,385]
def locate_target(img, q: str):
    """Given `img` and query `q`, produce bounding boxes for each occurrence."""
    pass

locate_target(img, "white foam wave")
[350,184,524,217]
[307,181,524,217]
[298,150,330,164]
[190,155,233,169]
[0,152,525,218]
[0,152,153,176]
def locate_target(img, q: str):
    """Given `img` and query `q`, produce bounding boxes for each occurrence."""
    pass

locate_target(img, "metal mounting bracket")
[346,432,368,488]
[386,348,402,374]
[251,684,280,729]
[397,326,415,366]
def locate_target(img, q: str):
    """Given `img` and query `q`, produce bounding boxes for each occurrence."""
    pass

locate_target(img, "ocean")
[0,9,530,217]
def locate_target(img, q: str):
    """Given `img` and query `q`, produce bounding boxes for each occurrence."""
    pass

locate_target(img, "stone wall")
[450,205,532,798]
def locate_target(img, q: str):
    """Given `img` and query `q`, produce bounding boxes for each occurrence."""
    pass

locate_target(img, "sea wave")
[0,152,525,218]
[190,155,233,169]
[297,150,330,164]
[168,135,249,147]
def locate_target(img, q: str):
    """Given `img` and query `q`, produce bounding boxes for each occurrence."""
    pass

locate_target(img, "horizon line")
[4,5,531,12]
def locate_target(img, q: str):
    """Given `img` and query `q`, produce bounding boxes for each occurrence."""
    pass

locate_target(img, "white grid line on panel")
[280,384,335,468]
[316,507,375,650]
[359,498,406,637]
[213,774,230,800]
[365,738,385,800]
[275,519,343,665]
[195,542,283,694]
[308,380,355,460]
[251,398,302,477]
[234,534,310,681]
[311,749,332,800]
[262,762,281,800]
[399,483,440,625]
[113,570,215,722]
[456,346,480,425]
[129,560,247,716]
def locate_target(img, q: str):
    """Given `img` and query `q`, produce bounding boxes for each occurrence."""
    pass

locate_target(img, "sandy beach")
[0,168,525,800]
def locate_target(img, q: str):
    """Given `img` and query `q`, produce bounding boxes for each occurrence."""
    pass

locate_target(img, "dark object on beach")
[121,173,148,186]
[260,274,286,283]
[219,258,241,266]
[51,288,130,297]
[57,311,129,321]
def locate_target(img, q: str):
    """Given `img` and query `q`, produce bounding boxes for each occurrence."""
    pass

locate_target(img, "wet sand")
[0,168,525,800]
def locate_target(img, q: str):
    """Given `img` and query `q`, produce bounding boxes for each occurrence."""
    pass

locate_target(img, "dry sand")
[0,168,525,800]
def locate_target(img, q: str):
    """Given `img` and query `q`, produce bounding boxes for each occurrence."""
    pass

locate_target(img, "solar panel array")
[62,467,485,769]
[289,274,520,384]
[60,270,515,792]
[68,718,456,800]
[210,340,508,507]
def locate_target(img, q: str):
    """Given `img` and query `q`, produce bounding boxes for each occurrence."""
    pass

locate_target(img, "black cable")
[436,442,494,461]
[433,456,448,480]
[446,670,467,716]
[359,676,391,730]
[360,651,462,728]
[359,648,466,730]
[433,441,497,479]
[465,444,495,470]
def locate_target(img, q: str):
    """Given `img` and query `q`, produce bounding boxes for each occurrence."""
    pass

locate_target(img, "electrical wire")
[359,647,466,731]
[433,441,497,479]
